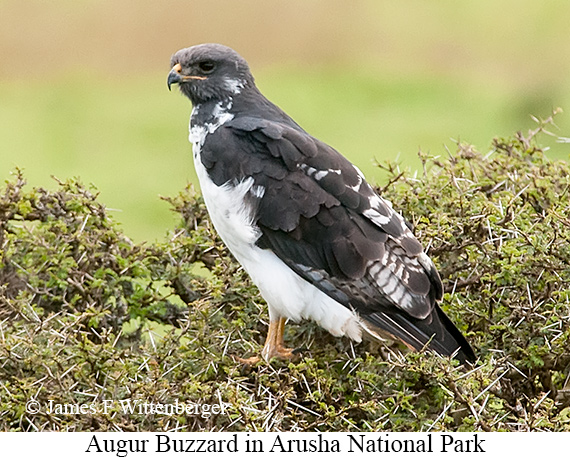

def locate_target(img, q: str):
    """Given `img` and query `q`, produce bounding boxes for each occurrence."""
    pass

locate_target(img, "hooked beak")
[167,63,207,91]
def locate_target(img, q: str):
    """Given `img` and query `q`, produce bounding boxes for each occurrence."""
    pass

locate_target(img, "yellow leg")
[261,317,295,361]
[236,317,296,364]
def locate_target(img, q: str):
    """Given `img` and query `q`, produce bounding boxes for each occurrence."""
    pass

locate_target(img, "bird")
[167,43,475,364]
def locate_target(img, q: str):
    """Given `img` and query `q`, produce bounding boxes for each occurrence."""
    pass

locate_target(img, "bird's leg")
[236,317,296,364]
[261,317,295,361]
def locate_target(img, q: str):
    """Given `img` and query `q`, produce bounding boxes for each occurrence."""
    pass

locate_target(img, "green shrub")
[0,114,569,431]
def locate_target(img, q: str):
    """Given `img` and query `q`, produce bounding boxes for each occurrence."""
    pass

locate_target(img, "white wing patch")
[299,164,341,182]
[367,256,415,313]
[315,168,341,181]
[363,207,391,226]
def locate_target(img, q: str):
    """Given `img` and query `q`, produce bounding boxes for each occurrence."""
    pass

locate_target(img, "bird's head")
[168,43,254,105]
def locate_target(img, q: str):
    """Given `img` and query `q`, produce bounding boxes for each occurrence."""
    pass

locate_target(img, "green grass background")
[1,0,569,241]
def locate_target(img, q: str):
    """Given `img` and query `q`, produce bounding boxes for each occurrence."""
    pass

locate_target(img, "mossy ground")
[1,115,570,431]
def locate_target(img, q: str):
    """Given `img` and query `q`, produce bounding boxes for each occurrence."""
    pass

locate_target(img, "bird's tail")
[361,305,475,364]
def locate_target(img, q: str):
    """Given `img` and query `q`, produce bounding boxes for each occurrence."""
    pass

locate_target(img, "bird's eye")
[198,61,216,74]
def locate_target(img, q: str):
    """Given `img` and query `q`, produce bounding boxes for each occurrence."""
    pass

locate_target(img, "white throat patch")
[189,100,234,158]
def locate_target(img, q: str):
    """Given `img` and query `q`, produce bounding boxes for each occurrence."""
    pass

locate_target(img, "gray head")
[167,43,255,105]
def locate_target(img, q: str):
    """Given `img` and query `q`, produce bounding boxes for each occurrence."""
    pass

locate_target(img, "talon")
[234,317,298,364]
[261,317,298,361]
[262,344,297,361]
[233,355,262,365]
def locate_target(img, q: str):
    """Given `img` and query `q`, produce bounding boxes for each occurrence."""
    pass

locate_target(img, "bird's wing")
[202,117,471,360]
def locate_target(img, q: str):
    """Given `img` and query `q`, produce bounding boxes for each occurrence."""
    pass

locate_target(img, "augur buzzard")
[167,43,475,364]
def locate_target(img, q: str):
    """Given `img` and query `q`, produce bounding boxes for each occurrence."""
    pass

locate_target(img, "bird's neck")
[191,97,235,127]
[190,86,305,134]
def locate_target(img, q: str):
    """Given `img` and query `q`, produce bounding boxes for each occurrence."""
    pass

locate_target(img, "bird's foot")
[233,354,262,365]
[234,344,298,365]
[233,317,299,365]
[261,343,297,362]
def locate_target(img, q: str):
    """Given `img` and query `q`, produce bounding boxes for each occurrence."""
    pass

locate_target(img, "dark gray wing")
[201,116,474,362]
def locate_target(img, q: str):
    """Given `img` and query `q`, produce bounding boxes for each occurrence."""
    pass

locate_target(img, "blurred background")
[1,0,569,241]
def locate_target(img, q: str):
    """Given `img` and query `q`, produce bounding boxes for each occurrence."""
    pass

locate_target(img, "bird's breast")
[189,115,262,265]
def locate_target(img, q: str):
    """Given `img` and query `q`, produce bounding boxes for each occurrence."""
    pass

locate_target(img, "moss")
[1,113,570,431]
